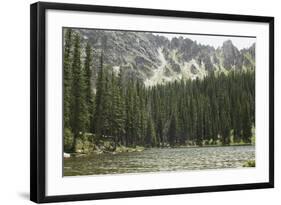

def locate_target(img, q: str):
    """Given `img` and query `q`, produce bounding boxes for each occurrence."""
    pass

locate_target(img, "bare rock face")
[75,29,255,87]
[222,40,242,70]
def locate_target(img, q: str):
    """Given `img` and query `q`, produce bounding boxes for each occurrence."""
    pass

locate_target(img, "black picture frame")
[30,1,274,203]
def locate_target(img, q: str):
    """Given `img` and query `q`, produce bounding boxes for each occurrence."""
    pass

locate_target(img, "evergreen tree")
[168,113,178,147]
[84,42,94,132]
[63,28,72,129]
[145,117,157,147]
[233,100,242,143]
[93,53,104,137]
[125,81,134,146]
[110,71,125,147]
[242,102,252,143]
[69,33,88,151]
[63,28,73,151]
[102,68,112,136]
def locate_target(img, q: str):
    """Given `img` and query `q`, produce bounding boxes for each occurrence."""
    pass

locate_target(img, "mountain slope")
[75,29,255,86]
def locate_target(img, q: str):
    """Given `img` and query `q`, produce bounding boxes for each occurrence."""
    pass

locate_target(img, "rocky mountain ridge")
[75,29,255,86]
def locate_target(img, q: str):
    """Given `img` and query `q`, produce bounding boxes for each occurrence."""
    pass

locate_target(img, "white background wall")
[0,0,279,204]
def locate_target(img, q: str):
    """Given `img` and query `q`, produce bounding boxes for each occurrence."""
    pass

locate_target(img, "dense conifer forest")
[63,28,255,153]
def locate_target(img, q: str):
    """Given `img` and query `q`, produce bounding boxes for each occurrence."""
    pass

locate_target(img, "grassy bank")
[243,160,255,167]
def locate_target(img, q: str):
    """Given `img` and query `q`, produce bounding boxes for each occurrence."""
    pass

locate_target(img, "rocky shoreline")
[64,138,145,158]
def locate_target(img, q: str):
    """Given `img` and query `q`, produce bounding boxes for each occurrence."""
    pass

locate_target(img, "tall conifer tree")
[84,42,94,132]
[70,33,88,151]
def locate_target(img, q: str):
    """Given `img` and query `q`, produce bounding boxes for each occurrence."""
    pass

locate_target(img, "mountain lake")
[64,145,255,176]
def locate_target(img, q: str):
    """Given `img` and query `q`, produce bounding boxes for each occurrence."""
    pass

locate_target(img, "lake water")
[64,145,255,176]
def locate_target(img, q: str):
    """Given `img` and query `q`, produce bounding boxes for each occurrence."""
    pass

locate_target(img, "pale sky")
[153,33,256,50]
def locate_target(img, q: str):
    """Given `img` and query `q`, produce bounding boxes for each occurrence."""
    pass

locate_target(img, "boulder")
[64,152,71,158]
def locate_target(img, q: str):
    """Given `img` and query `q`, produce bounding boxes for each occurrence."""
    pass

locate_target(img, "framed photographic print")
[30,1,274,203]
